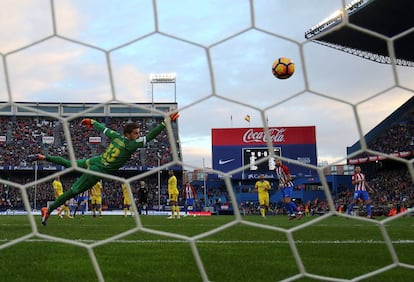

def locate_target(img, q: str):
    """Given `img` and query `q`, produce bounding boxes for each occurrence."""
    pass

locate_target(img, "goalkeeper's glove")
[170,112,180,122]
[80,118,95,129]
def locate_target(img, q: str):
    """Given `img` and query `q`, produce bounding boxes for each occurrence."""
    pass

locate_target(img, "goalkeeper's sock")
[45,155,72,167]
[347,203,354,215]
[48,189,77,214]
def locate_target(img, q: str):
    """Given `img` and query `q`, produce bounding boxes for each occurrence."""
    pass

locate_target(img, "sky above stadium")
[0,0,413,170]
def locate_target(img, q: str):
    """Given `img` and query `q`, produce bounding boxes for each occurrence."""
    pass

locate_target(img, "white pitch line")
[1,238,414,244]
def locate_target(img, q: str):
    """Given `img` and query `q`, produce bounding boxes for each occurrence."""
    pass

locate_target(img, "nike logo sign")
[218,158,235,165]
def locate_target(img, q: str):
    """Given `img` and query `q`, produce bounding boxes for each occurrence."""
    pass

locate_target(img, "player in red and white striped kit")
[275,159,302,220]
[182,182,197,216]
[347,166,375,219]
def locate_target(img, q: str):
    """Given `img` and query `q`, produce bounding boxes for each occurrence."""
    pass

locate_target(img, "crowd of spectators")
[354,110,414,157]
[328,165,413,217]
[336,110,414,216]
[239,197,329,217]
[369,167,413,206]
[370,120,414,154]
[1,173,234,212]
[0,175,170,211]
[238,164,413,217]
[0,115,176,211]
[1,164,412,215]
[1,110,413,215]
[0,116,173,167]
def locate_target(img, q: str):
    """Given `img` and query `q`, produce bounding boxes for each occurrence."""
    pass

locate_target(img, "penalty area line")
[1,239,414,244]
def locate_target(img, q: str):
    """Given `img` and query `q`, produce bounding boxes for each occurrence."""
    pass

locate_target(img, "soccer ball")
[272,57,295,79]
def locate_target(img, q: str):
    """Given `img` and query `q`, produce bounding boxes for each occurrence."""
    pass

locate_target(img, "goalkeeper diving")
[28,112,180,226]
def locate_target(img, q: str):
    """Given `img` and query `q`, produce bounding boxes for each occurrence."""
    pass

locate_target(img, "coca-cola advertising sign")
[242,128,286,143]
[212,126,317,179]
[212,126,316,146]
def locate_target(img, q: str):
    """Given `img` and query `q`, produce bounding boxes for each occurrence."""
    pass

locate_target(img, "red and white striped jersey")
[352,172,367,191]
[183,185,196,200]
[275,165,294,187]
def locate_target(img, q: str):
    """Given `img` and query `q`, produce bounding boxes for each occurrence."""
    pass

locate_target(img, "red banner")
[89,136,102,144]
[348,151,413,164]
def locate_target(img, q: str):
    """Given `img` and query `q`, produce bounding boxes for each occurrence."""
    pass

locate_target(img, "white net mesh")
[0,0,413,281]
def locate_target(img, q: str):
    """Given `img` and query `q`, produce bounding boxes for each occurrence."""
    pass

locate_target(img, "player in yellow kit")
[254,174,271,218]
[167,170,180,219]
[53,176,71,219]
[121,183,134,217]
[90,180,103,217]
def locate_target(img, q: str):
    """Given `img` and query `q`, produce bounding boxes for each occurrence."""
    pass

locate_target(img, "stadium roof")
[305,0,414,66]
[0,101,177,117]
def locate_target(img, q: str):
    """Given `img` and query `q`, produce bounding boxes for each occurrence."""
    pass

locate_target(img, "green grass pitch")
[0,214,413,281]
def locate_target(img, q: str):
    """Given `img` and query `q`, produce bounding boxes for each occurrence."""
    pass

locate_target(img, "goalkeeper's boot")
[27,154,45,162]
[41,207,49,226]
[288,215,296,220]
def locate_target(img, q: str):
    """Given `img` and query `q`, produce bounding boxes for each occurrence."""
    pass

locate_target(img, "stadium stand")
[0,116,172,167]
[1,99,413,215]
[347,95,414,159]
[0,102,181,212]
[343,97,414,216]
